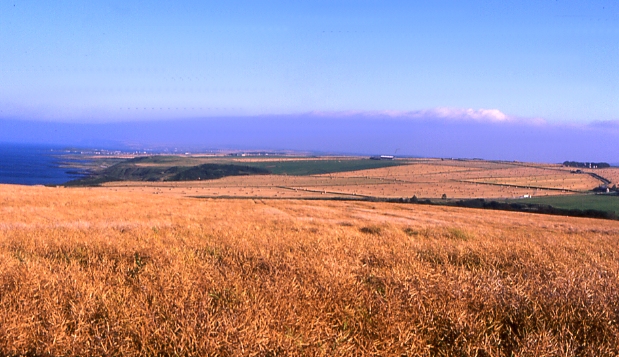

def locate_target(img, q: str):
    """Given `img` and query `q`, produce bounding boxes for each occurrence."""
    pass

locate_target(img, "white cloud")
[411,108,510,122]
[306,108,541,123]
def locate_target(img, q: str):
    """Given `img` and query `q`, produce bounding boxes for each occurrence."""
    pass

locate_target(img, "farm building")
[370,155,394,160]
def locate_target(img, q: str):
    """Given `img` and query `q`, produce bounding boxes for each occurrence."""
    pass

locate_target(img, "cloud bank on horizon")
[1,1,618,123]
[1,1,618,162]
[1,110,618,164]
[309,108,543,124]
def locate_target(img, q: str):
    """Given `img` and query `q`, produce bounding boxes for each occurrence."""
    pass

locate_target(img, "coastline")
[0,144,106,186]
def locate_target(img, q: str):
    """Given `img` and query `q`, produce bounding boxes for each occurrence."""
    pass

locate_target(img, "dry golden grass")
[102,175,361,199]
[463,174,599,191]
[586,168,619,186]
[1,184,618,355]
[320,160,489,179]
[86,156,618,201]
[100,159,610,200]
[324,161,601,191]
[309,160,610,198]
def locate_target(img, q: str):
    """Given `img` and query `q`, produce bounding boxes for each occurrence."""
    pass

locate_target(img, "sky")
[0,0,618,161]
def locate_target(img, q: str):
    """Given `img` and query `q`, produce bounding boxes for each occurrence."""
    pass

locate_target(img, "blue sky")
[1,1,618,162]
[1,0,617,123]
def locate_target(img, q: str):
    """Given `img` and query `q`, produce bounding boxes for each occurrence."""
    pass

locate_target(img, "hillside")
[65,155,404,186]
[0,184,618,355]
[65,159,270,186]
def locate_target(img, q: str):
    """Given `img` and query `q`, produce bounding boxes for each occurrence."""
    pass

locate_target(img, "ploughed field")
[1,184,618,355]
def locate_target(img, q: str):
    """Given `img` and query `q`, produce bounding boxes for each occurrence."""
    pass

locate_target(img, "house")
[370,155,395,160]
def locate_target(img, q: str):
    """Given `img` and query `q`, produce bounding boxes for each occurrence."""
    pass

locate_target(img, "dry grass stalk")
[0,184,618,355]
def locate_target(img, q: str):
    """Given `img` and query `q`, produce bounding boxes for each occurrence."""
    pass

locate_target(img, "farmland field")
[69,156,405,185]
[515,194,619,215]
[4,156,619,354]
[81,156,619,201]
[587,167,619,186]
[1,184,619,355]
[240,158,404,175]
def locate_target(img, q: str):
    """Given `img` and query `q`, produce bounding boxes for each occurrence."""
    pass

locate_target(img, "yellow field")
[102,175,360,199]
[1,184,618,355]
[97,158,616,200]
[323,160,602,192]
[588,167,619,186]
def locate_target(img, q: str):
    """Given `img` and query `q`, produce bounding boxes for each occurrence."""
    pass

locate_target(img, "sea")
[0,143,89,185]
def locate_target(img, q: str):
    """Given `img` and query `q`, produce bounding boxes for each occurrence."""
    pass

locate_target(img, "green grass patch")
[65,162,269,186]
[512,194,619,215]
[66,156,407,186]
[242,159,404,176]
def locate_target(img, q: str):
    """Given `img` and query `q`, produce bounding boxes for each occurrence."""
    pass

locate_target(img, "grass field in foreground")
[514,194,619,215]
[1,184,618,355]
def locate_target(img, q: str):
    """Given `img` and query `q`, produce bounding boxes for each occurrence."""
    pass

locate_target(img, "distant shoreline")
[0,143,97,185]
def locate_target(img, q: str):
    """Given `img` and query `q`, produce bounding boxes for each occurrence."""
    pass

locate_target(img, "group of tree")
[563,161,611,168]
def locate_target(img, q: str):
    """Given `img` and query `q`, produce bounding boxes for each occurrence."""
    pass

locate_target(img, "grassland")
[240,158,403,175]
[589,167,619,186]
[516,194,619,215]
[89,158,616,204]
[68,156,405,186]
[66,162,270,186]
[1,184,618,355]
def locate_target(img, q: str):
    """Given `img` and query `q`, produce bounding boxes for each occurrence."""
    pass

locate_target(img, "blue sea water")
[0,143,88,185]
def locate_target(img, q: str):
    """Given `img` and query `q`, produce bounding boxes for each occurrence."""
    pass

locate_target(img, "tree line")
[563,161,610,168]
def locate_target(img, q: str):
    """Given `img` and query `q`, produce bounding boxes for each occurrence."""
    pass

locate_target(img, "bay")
[0,143,89,185]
